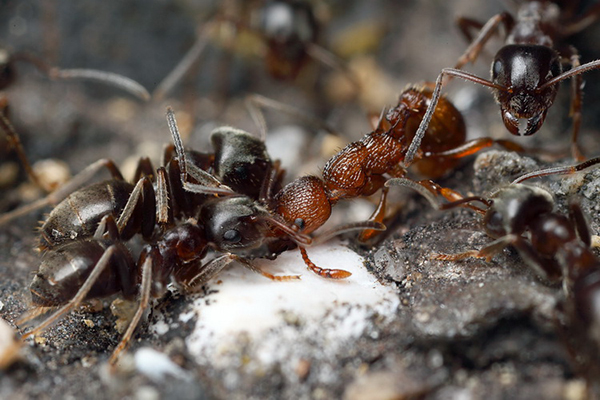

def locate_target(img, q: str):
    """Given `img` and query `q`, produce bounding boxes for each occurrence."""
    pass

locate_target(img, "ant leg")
[0,158,125,226]
[418,179,487,214]
[313,221,386,245]
[385,177,490,214]
[432,234,518,262]
[358,187,389,242]
[298,246,352,279]
[10,52,150,100]
[165,107,234,196]
[155,167,170,227]
[20,245,120,338]
[115,176,156,239]
[569,202,591,247]
[152,21,216,100]
[0,113,41,188]
[176,254,235,290]
[456,17,484,44]
[402,68,503,168]
[109,255,153,365]
[94,214,121,241]
[562,3,600,36]
[132,157,155,182]
[47,68,150,101]
[304,42,361,93]
[234,256,301,281]
[566,50,585,161]
[453,13,513,70]
[511,155,600,184]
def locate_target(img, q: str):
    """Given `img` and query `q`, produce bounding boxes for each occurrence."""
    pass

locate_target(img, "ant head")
[200,196,281,258]
[259,0,317,79]
[491,45,561,136]
[259,0,316,45]
[484,184,554,237]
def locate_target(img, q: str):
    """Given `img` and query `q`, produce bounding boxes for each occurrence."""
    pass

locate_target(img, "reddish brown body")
[274,86,467,236]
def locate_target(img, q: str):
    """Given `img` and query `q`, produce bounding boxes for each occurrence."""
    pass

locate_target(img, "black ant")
[3,83,540,279]
[403,0,600,166]
[4,81,548,362]
[0,47,150,191]
[14,109,316,365]
[152,0,357,100]
[388,160,600,386]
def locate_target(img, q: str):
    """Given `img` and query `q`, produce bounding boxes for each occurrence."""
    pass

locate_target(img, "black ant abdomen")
[38,180,135,251]
[31,239,136,308]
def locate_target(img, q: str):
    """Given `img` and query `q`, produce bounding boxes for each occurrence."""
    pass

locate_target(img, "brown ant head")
[491,45,561,136]
[484,185,554,238]
[200,196,285,259]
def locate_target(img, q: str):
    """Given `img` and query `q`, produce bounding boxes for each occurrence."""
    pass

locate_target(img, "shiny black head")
[484,184,555,238]
[491,44,561,136]
[200,196,293,259]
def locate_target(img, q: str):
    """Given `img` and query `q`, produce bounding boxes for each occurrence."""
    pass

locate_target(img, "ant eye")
[492,59,503,79]
[294,218,305,230]
[223,229,242,243]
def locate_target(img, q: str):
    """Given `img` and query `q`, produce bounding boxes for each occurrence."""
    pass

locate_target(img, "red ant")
[0,47,150,191]
[152,0,357,100]
[403,0,600,166]
[4,81,543,362]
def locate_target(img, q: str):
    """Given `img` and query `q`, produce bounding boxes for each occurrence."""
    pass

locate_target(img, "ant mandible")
[403,0,600,166]
[0,47,150,191]
[152,0,357,99]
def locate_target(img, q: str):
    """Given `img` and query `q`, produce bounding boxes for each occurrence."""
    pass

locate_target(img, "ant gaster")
[403,0,600,165]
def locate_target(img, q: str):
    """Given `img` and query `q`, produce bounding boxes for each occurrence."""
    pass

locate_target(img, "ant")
[5,81,549,362]
[0,47,150,192]
[388,162,600,386]
[152,0,357,100]
[15,109,316,365]
[3,83,540,277]
[403,0,600,167]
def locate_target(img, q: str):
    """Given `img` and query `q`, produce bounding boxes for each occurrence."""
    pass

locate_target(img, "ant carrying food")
[403,0,600,167]
[0,47,150,191]
[153,0,357,100]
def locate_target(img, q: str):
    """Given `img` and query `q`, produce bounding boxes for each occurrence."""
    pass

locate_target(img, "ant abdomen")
[31,240,136,307]
[39,180,135,251]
